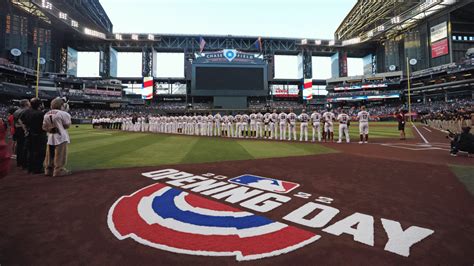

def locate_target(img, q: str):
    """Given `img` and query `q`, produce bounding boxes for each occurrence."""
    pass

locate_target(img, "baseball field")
[1,122,473,265]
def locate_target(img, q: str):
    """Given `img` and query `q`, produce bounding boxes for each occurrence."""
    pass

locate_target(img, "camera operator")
[22,98,46,174]
[42,97,72,177]
[449,127,474,157]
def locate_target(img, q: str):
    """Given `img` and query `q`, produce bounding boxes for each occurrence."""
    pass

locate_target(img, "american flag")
[199,37,206,53]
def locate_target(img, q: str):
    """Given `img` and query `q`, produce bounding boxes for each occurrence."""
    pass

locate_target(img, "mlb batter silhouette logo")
[108,182,319,261]
[229,174,300,194]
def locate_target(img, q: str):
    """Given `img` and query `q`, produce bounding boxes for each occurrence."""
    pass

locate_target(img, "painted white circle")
[389,65,396,71]
[409,58,418,66]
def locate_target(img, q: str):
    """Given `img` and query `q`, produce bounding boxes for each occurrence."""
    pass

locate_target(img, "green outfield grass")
[68,126,336,171]
[67,122,412,171]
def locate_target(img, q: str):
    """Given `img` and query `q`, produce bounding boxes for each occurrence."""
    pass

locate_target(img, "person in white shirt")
[322,108,336,142]
[337,109,350,143]
[298,109,310,142]
[214,113,222,136]
[357,106,370,144]
[270,110,278,140]
[311,110,321,142]
[287,109,298,141]
[42,97,72,177]
[278,111,288,141]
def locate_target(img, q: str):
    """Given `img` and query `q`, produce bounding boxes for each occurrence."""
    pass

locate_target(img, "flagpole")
[35,47,41,98]
[406,57,412,123]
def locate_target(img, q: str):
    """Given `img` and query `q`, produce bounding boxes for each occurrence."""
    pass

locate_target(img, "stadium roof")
[48,0,113,33]
[335,0,422,41]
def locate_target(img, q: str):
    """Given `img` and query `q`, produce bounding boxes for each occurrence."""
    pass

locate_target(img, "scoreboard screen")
[195,67,265,91]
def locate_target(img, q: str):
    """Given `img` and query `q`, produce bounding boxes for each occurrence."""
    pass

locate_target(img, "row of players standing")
[98,107,371,143]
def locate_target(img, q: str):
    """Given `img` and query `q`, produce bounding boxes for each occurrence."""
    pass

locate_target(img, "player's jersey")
[322,112,335,123]
[242,114,250,123]
[271,113,278,123]
[299,113,310,123]
[256,113,264,123]
[357,111,370,123]
[337,114,350,124]
[311,112,321,124]
[214,114,222,123]
[222,115,228,123]
[288,113,298,123]
[263,113,271,124]
[279,113,288,123]
[228,115,234,123]
[249,113,257,123]
[208,115,214,123]
[235,115,242,122]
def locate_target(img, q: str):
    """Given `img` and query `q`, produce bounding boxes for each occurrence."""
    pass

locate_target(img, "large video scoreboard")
[191,50,268,96]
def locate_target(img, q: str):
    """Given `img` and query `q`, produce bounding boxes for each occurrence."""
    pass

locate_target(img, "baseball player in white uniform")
[287,109,298,141]
[242,113,250,138]
[234,113,242,138]
[357,106,370,144]
[337,110,350,143]
[256,112,264,138]
[270,110,278,139]
[311,110,321,142]
[249,112,257,138]
[322,109,336,142]
[263,112,271,139]
[207,113,214,136]
[278,111,287,141]
[214,113,222,136]
[298,109,310,142]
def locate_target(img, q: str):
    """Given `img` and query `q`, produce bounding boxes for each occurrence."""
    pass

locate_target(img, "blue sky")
[77,0,362,79]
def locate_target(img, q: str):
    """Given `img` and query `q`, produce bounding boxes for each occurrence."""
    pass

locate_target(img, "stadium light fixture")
[84,28,106,39]
[115,34,122,40]
[391,16,400,24]
[71,20,79,28]
[131,34,139,40]
[301,39,308,45]
[147,34,154,41]
[41,0,52,9]
[59,12,67,20]
[328,40,335,46]
[314,40,322,45]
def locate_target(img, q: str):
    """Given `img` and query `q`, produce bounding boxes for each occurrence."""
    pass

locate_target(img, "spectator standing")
[42,98,72,177]
[7,107,17,159]
[22,98,46,174]
[395,110,406,140]
[0,118,10,178]
[13,99,30,169]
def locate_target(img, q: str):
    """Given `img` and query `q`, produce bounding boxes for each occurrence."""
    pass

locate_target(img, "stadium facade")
[0,0,473,111]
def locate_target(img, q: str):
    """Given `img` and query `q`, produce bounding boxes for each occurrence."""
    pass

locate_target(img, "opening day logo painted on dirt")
[107,169,435,261]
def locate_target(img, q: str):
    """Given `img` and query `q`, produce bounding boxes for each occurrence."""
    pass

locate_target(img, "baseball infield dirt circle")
[0,135,473,265]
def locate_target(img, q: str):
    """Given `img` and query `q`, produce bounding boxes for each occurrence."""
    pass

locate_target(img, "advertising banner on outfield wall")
[270,85,299,98]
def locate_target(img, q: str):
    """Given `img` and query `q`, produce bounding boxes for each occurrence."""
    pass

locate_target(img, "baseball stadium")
[0,0,473,264]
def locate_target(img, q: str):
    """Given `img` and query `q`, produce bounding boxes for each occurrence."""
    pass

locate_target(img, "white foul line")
[412,123,429,144]
[422,127,432,133]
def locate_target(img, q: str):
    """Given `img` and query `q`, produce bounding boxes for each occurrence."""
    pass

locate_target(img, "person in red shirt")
[7,107,16,159]
[395,110,406,140]
[0,118,10,178]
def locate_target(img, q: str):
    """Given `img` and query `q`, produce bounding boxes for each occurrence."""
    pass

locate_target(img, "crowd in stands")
[329,90,402,98]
